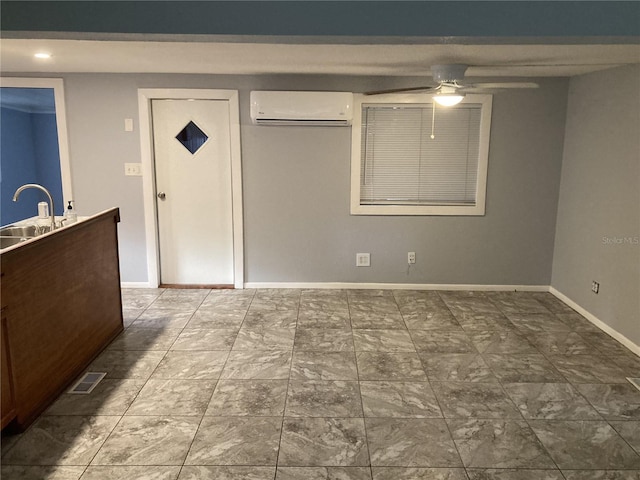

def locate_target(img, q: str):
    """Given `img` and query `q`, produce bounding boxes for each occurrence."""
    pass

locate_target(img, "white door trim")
[0,77,74,204]
[137,88,244,288]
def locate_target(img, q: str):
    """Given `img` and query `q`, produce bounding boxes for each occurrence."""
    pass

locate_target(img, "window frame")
[350,92,493,216]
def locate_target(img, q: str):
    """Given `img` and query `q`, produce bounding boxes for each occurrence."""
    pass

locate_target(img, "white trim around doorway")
[137,89,244,289]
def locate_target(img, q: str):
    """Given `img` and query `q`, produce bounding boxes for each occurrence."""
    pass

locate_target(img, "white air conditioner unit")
[250,91,353,126]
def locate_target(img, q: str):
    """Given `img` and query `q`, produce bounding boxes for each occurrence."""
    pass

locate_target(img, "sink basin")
[0,236,33,249]
[0,224,52,238]
[0,225,39,237]
[0,224,54,249]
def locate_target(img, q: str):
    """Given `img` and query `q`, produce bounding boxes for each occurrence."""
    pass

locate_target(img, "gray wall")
[552,64,640,345]
[54,73,568,285]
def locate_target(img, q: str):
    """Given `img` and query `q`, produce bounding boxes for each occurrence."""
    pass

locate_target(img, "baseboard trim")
[244,282,549,292]
[121,282,153,289]
[549,287,640,357]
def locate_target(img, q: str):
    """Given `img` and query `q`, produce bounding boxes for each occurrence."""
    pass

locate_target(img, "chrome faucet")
[12,183,57,231]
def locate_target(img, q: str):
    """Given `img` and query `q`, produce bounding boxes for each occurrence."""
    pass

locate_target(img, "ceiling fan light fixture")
[433,93,465,107]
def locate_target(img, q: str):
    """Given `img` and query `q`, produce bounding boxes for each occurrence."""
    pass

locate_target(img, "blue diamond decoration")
[176,121,208,154]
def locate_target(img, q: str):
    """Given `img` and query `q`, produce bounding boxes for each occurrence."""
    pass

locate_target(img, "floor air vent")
[628,377,640,392]
[68,372,107,394]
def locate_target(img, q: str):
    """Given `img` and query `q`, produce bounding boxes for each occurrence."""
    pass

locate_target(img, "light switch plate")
[124,163,142,176]
[124,118,134,132]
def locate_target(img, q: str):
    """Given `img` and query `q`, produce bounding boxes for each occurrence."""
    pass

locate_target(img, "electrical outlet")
[124,163,142,176]
[408,252,416,264]
[591,281,600,294]
[356,253,370,267]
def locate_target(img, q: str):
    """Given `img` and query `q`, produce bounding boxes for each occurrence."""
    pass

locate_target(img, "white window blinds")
[360,103,482,206]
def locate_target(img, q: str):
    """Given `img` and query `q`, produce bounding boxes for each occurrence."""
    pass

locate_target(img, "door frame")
[137,89,244,288]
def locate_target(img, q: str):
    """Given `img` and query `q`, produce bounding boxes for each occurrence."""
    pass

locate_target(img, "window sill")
[350,203,486,216]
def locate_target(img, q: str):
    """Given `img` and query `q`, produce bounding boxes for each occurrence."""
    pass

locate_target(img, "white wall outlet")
[356,253,370,267]
[124,163,142,176]
[408,252,416,264]
[591,281,599,294]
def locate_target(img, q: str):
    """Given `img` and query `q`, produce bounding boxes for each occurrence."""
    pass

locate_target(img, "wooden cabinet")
[1,312,16,429]
[1,208,123,431]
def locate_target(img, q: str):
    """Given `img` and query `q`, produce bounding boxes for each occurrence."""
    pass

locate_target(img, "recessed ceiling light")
[34,52,52,59]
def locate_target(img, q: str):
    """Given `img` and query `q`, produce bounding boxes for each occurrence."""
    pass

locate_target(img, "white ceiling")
[1,39,639,78]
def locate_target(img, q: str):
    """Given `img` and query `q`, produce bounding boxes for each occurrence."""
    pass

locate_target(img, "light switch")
[124,163,142,176]
[124,118,134,132]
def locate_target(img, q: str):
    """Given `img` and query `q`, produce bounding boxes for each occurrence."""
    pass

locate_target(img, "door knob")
[157,192,166,200]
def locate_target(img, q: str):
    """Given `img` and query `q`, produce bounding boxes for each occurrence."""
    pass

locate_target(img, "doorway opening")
[0,78,72,225]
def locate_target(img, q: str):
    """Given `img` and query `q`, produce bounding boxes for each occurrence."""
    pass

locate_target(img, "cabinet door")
[1,313,16,430]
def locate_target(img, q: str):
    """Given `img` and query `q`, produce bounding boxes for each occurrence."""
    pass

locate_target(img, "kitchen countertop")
[1,212,99,253]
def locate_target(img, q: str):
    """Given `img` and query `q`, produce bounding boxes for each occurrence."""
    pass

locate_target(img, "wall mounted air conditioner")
[250,91,353,126]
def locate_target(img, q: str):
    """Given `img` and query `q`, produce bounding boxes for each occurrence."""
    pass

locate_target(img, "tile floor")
[2,288,640,480]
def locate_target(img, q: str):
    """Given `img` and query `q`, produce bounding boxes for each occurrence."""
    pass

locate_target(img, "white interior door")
[151,99,234,285]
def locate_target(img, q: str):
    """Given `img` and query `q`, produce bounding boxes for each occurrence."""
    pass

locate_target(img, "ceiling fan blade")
[363,86,435,96]
[467,82,539,90]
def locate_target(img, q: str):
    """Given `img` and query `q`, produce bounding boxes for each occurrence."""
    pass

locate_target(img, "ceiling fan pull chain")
[431,102,436,139]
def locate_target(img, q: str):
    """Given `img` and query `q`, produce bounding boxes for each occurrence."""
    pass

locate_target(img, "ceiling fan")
[364,64,539,106]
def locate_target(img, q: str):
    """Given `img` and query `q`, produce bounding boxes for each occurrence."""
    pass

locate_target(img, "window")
[350,94,492,215]
[175,120,208,154]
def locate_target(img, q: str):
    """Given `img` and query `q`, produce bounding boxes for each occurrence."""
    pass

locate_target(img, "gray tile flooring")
[2,288,640,480]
